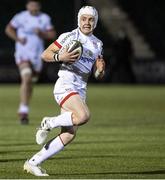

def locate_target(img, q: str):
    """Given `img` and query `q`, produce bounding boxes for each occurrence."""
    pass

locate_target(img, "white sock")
[18,103,29,114]
[49,112,73,128]
[29,136,64,166]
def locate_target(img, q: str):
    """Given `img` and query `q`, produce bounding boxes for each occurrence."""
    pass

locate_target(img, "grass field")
[0,84,165,179]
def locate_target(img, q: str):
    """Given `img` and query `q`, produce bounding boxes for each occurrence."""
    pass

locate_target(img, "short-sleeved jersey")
[10,10,53,53]
[54,28,103,83]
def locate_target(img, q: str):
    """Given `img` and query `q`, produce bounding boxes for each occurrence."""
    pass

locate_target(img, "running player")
[24,6,105,176]
[5,0,56,124]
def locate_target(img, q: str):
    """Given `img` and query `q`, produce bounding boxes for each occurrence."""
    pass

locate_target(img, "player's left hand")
[96,56,105,73]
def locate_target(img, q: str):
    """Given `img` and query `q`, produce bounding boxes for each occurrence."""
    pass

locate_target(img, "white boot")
[23,160,49,176]
[36,117,52,145]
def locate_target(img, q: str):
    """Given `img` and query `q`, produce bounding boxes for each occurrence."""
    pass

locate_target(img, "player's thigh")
[18,61,29,68]
[62,94,90,124]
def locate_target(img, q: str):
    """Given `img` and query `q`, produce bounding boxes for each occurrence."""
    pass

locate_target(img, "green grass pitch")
[0,84,165,179]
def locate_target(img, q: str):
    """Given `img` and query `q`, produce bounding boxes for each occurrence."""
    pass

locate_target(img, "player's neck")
[28,11,40,16]
[78,28,93,37]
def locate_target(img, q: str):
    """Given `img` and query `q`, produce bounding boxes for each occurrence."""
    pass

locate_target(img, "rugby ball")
[59,40,83,60]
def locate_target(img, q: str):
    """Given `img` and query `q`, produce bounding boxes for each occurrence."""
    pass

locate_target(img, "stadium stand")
[117,0,165,59]
[0,0,165,83]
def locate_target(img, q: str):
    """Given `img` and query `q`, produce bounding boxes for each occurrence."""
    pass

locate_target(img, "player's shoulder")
[91,34,103,46]
[58,29,78,43]
[14,10,28,18]
[61,29,77,38]
[39,12,51,20]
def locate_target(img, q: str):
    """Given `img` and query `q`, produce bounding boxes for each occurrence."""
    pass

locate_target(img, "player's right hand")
[58,47,79,63]
[96,56,105,73]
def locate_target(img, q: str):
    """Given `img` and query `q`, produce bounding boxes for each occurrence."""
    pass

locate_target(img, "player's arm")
[5,24,26,44]
[41,42,79,63]
[34,15,56,40]
[94,56,105,80]
[34,28,56,40]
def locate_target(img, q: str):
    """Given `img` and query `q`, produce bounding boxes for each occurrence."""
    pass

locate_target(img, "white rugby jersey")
[10,10,53,53]
[54,28,103,83]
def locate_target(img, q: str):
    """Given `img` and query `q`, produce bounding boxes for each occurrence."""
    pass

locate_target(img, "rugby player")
[24,6,105,176]
[5,0,56,124]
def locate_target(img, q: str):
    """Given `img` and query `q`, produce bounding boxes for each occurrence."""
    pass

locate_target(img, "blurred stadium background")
[1,0,165,179]
[1,0,165,84]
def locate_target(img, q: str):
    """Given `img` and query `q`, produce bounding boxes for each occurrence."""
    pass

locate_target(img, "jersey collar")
[78,28,93,37]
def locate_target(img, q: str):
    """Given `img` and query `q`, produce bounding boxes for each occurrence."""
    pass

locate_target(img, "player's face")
[26,1,41,15]
[80,15,95,35]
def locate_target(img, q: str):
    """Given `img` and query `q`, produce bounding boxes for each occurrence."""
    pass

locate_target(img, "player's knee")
[20,68,32,83]
[20,67,32,77]
[76,111,90,126]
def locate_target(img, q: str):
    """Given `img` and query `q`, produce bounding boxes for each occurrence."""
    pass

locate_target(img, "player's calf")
[60,126,78,145]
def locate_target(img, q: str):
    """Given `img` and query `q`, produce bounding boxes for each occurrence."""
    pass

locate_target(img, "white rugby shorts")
[14,47,43,72]
[53,71,87,107]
